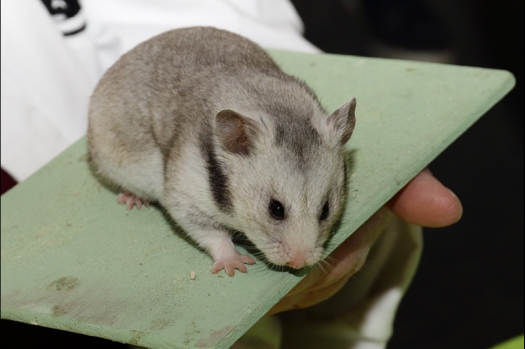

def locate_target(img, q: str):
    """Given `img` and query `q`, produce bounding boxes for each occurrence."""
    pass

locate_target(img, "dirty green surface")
[1,50,514,349]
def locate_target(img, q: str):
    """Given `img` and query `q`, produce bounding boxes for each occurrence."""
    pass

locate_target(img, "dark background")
[2,0,523,348]
[288,0,524,348]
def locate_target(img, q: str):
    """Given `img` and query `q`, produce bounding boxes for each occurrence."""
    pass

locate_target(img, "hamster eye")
[319,201,329,221]
[269,200,285,220]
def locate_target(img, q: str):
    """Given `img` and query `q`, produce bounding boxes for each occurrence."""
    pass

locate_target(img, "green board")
[1,50,515,348]
[491,335,525,349]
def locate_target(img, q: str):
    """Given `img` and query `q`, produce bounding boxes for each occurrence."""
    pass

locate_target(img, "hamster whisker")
[323,254,338,264]
[313,259,331,275]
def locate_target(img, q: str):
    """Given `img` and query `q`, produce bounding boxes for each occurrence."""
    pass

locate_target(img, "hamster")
[88,27,356,276]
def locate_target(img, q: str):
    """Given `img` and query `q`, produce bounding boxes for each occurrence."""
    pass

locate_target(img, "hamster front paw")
[212,254,256,277]
[117,192,150,210]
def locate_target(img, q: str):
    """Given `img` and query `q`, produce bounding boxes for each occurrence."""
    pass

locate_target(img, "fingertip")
[426,188,463,227]
[388,168,463,227]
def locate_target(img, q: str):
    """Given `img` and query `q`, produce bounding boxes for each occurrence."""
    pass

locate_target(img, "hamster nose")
[286,253,307,269]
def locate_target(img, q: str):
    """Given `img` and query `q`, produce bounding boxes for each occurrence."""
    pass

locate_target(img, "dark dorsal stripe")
[199,133,232,212]
[268,102,322,174]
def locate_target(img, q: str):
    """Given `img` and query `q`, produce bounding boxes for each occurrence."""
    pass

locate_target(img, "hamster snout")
[279,244,324,269]
[251,234,326,269]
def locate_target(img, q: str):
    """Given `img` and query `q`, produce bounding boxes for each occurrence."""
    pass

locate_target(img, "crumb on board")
[190,271,196,280]
[30,321,38,326]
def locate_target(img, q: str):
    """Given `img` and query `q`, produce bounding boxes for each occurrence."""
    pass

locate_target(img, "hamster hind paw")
[212,255,256,277]
[117,192,150,210]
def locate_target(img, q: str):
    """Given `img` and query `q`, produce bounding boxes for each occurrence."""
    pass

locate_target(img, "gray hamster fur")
[88,27,356,276]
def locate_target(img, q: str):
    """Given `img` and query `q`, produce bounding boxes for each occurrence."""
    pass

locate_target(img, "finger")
[387,168,462,227]
[267,293,304,315]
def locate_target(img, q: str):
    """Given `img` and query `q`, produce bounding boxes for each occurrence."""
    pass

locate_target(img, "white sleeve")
[1,0,317,181]
[81,0,320,72]
[1,0,96,181]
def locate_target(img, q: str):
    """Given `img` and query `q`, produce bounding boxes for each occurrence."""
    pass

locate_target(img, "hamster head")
[214,98,356,269]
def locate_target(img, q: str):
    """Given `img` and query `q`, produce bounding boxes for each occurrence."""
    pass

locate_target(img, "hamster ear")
[215,110,260,156]
[326,97,356,145]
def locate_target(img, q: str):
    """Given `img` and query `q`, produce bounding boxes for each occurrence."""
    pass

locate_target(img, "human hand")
[267,168,462,315]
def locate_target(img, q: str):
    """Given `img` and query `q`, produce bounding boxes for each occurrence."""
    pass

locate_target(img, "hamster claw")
[212,255,256,277]
[118,192,150,210]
